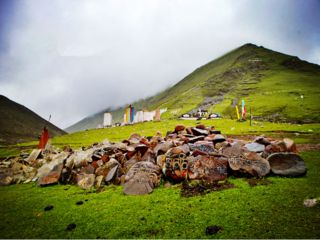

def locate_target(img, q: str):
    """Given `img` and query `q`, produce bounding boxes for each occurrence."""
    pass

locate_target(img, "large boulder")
[228,151,270,177]
[38,163,63,186]
[123,172,154,195]
[189,141,215,155]
[77,173,95,190]
[188,155,228,183]
[37,152,69,185]
[95,158,119,177]
[105,165,119,183]
[267,153,306,177]
[162,147,190,181]
[123,161,161,195]
[154,141,173,156]
[222,143,243,157]
[71,149,95,168]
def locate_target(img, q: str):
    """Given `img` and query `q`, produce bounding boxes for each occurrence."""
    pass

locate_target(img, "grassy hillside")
[66,43,320,132]
[0,95,66,144]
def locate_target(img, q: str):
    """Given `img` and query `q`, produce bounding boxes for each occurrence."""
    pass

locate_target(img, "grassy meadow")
[2,119,318,156]
[0,151,319,238]
[0,118,320,238]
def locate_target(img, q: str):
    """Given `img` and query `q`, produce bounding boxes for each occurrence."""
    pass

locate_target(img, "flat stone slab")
[267,153,307,177]
[38,163,63,186]
[191,128,209,136]
[26,149,42,163]
[189,156,228,182]
[212,134,226,144]
[124,161,161,195]
[245,142,265,152]
[190,142,215,154]
[228,152,270,177]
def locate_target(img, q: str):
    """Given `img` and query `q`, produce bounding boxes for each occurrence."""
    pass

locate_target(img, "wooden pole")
[250,107,252,126]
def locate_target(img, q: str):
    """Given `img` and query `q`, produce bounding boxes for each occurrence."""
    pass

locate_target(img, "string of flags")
[235,99,246,120]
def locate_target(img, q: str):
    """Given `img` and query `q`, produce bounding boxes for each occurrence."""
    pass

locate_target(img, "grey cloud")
[0,0,319,128]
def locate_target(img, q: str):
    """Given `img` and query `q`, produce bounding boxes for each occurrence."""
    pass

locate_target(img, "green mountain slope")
[0,95,66,144]
[66,43,320,132]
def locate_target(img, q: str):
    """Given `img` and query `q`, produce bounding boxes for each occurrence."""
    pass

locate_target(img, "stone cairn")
[0,124,307,195]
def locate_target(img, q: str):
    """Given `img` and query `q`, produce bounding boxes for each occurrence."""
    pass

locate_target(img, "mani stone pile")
[0,124,307,195]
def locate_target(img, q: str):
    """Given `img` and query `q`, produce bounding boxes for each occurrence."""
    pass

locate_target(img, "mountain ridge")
[0,95,66,144]
[66,43,320,133]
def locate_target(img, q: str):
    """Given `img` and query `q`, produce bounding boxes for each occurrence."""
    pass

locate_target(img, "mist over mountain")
[66,43,320,133]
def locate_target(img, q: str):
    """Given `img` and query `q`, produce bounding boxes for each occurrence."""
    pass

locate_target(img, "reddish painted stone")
[186,127,193,135]
[175,124,185,132]
[38,163,63,186]
[196,124,206,130]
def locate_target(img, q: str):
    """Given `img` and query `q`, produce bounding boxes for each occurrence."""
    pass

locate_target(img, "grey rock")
[222,143,242,157]
[188,155,228,182]
[228,151,270,177]
[267,153,307,177]
[212,134,226,144]
[77,173,95,190]
[154,141,173,155]
[254,136,271,146]
[38,163,63,186]
[123,161,161,195]
[72,149,94,168]
[123,172,154,195]
[190,141,215,154]
[26,149,42,163]
[188,136,205,143]
[95,175,104,188]
[105,165,119,182]
[191,128,209,136]
[37,152,68,179]
[245,142,265,152]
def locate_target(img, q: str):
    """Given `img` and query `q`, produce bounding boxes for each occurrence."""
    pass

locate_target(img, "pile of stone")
[0,124,307,195]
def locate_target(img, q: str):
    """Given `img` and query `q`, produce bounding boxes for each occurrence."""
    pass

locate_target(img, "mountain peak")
[240,43,258,48]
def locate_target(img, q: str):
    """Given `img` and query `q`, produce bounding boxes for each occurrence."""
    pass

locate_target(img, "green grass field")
[1,119,319,158]
[0,151,319,238]
[1,119,320,238]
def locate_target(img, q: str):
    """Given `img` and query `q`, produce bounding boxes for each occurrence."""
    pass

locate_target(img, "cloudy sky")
[0,0,319,129]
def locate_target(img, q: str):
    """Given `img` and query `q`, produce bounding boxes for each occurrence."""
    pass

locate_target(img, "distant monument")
[124,105,135,124]
[103,112,112,127]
